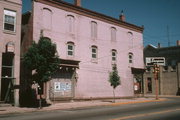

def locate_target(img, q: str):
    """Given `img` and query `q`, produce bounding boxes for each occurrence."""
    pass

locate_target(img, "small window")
[67,42,74,56]
[91,46,97,59]
[3,9,16,32]
[111,27,116,41]
[91,21,97,39]
[129,52,133,63]
[67,15,75,33]
[112,49,117,61]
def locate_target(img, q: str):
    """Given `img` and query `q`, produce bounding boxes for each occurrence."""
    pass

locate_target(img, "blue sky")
[22,0,180,47]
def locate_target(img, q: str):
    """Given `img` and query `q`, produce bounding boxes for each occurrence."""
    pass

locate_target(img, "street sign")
[146,57,165,66]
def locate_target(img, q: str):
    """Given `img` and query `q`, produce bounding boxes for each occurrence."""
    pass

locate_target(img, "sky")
[22,0,180,47]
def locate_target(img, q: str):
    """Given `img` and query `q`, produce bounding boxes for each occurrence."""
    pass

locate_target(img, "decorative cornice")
[34,0,144,33]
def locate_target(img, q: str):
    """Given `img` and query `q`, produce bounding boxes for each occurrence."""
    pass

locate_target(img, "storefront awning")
[60,58,80,68]
[131,67,145,74]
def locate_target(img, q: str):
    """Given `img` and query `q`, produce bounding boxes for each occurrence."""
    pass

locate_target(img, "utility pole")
[154,64,160,100]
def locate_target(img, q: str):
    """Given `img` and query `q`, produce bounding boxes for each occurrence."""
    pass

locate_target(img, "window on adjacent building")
[129,52,133,63]
[111,27,116,41]
[67,42,74,56]
[43,8,52,30]
[3,9,16,32]
[112,49,117,62]
[91,21,97,39]
[91,46,98,59]
[67,15,75,33]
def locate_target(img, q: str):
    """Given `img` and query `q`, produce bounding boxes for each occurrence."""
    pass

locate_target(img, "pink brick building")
[22,0,144,101]
[0,0,22,106]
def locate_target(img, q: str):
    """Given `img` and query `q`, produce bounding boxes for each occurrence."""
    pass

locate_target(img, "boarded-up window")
[43,8,52,30]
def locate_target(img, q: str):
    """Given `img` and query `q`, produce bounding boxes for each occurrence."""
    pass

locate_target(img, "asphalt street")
[0,97,180,120]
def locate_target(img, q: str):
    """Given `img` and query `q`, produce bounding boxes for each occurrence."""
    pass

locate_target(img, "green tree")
[23,37,60,85]
[109,64,120,103]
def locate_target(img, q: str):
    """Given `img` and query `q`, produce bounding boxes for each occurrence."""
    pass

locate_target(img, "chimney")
[177,40,180,46]
[74,0,81,7]
[158,43,161,48]
[119,10,125,22]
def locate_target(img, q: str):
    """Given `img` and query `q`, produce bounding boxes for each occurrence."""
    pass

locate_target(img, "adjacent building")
[21,0,144,102]
[0,0,22,106]
[144,41,180,96]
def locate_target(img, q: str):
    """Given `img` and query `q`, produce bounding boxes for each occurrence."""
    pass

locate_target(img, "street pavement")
[0,97,165,115]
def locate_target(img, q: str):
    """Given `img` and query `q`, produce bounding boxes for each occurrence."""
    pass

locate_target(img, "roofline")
[33,0,144,33]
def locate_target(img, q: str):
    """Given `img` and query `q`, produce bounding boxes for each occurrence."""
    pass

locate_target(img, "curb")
[0,98,167,115]
[109,99,166,106]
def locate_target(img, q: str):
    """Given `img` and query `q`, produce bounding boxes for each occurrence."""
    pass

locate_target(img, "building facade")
[144,42,180,96]
[22,0,144,101]
[0,0,22,106]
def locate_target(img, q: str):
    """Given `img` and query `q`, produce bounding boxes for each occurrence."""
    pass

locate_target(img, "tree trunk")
[113,88,115,103]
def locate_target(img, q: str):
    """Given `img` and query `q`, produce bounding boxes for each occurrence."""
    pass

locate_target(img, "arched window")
[128,52,133,63]
[91,21,97,39]
[43,8,52,30]
[111,27,116,41]
[67,42,75,56]
[67,15,75,33]
[127,31,133,48]
[112,49,117,62]
[91,45,98,59]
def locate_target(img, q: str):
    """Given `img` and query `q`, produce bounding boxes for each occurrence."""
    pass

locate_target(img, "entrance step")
[0,101,12,107]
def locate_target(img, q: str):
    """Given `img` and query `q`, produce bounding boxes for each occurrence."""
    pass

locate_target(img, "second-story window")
[111,27,116,41]
[91,46,98,59]
[67,42,75,56]
[3,9,16,32]
[67,15,75,33]
[91,21,97,39]
[112,49,117,62]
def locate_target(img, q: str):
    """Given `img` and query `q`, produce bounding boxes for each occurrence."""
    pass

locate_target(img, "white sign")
[146,57,165,66]
[54,82,61,92]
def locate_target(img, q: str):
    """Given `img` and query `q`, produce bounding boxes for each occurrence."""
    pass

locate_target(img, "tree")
[23,37,60,85]
[108,64,120,103]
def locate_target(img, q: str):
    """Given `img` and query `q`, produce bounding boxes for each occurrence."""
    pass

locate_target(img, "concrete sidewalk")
[0,97,165,115]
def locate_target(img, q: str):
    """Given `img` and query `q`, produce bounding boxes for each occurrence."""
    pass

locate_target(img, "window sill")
[91,59,98,63]
[3,30,16,35]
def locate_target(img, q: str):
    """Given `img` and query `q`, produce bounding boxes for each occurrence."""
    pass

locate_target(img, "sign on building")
[146,57,165,66]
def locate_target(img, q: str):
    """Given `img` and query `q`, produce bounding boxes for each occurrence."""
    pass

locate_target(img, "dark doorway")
[1,53,14,102]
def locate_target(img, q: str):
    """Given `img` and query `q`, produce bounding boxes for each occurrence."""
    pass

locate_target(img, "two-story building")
[0,0,22,106]
[21,0,144,102]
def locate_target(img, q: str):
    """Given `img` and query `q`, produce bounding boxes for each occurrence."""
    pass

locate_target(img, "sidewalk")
[0,97,165,115]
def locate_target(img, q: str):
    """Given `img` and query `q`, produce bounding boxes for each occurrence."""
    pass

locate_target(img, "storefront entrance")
[49,59,79,101]
[1,53,14,103]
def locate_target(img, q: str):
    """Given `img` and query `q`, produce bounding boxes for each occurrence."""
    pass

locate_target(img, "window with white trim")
[91,46,98,59]
[3,9,16,32]
[112,49,117,61]
[91,21,97,39]
[111,27,116,41]
[67,42,74,56]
